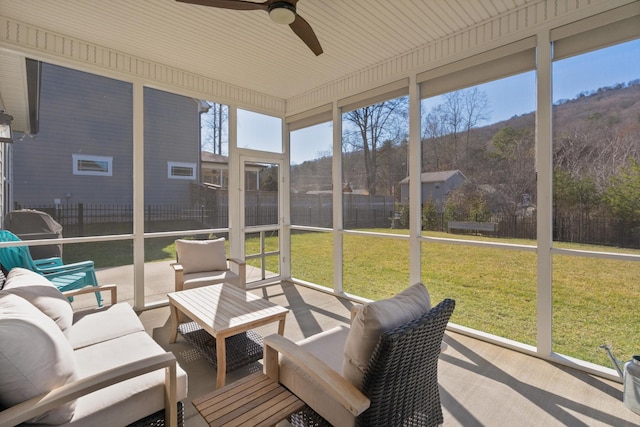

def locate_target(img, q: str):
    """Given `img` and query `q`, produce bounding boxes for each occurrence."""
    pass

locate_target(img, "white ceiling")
[0,0,536,100]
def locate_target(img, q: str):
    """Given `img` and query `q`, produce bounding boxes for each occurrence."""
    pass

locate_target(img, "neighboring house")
[201,151,229,189]
[398,170,467,209]
[10,63,201,209]
[201,151,271,192]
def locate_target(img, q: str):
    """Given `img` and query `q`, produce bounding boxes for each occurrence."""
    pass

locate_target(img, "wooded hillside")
[291,80,640,225]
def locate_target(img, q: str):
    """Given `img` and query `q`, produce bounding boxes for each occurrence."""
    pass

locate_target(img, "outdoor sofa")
[0,267,188,426]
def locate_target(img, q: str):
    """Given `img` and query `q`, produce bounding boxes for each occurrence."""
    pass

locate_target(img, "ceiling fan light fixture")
[269,2,296,25]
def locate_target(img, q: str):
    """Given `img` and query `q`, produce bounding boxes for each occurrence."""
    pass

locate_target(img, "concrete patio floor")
[69,262,640,426]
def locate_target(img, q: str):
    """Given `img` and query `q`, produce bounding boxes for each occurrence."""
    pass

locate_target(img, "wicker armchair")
[264,297,455,427]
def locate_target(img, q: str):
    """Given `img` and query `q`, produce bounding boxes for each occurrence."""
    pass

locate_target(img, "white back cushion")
[0,292,78,424]
[3,267,73,332]
[342,283,432,388]
[175,238,227,274]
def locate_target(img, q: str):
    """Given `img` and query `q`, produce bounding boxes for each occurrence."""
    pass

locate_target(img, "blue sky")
[237,108,282,153]
[237,38,640,165]
[553,39,640,101]
[424,38,640,126]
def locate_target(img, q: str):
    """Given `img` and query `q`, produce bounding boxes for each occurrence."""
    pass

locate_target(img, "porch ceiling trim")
[0,0,636,118]
[286,0,636,115]
[0,15,286,115]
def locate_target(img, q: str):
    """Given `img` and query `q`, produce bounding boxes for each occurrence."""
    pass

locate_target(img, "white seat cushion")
[66,302,145,349]
[60,331,188,427]
[279,326,355,427]
[182,268,241,289]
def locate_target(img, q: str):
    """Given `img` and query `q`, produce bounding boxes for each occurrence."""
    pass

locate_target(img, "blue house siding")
[13,63,133,207]
[143,87,199,206]
[12,64,200,209]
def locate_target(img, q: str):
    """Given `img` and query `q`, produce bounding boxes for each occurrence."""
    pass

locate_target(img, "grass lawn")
[290,229,640,367]
[64,229,639,368]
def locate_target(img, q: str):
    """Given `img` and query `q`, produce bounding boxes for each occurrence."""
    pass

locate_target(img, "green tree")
[442,184,491,222]
[421,200,439,230]
[604,159,640,226]
[492,126,522,158]
[468,195,491,222]
[553,169,600,214]
[260,166,279,192]
[443,198,459,224]
[398,203,409,229]
[490,126,535,215]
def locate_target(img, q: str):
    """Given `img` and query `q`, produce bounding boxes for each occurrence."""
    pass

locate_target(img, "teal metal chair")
[0,230,102,306]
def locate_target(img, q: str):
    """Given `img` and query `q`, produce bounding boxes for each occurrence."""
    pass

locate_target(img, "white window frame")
[167,161,196,180]
[72,154,113,176]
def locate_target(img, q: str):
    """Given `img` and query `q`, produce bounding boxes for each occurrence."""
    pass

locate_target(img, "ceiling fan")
[176,0,323,56]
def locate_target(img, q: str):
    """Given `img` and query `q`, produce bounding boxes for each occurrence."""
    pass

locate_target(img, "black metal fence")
[422,212,639,249]
[553,213,636,248]
[14,199,639,249]
[425,214,538,239]
[290,193,396,229]
[13,203,230,235]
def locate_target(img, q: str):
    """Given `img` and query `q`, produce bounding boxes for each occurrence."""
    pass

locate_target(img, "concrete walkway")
[70,260,268,310]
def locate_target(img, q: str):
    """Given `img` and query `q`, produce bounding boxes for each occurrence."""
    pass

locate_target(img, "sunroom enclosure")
[1,2,639,383]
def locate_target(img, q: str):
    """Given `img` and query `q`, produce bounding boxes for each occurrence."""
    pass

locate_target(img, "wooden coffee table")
[168,284,289,389]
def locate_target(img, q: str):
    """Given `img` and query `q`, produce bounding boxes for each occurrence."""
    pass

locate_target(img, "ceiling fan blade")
[177,0,322,56]
[176,0,268,11]
[289,14,323,56]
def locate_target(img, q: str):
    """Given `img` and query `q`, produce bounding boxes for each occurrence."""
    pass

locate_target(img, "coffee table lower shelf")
[193,372,304,427]
[178,321,263,372]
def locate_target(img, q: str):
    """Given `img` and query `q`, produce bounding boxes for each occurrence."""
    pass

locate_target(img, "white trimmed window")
[72,154,112,176]
[168,161,196,180]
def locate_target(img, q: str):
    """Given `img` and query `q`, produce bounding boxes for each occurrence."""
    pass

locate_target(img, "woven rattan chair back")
[358,298,455,426]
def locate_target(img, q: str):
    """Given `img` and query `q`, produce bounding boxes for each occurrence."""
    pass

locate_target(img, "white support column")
[332,102,343,294]
[408,76,422,285]
[536,30,554,357]
[132,81,145,310]
[228,107,242,260]
[281,120,291,279]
